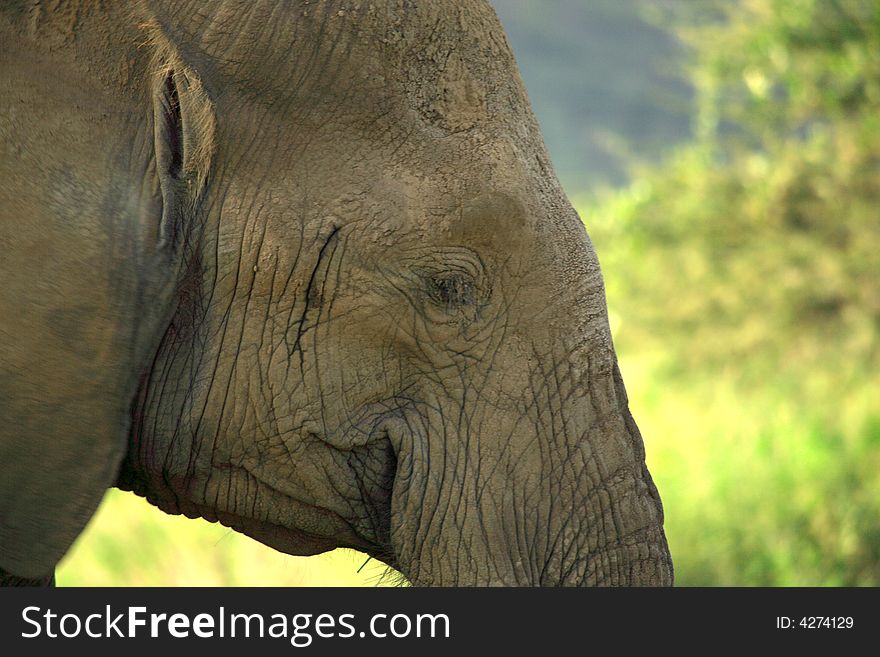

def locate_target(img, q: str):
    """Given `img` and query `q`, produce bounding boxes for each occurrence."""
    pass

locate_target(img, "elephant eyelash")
[426,273,477,309]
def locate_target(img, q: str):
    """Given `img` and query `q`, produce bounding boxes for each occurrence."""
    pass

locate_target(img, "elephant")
[0,0,672,586]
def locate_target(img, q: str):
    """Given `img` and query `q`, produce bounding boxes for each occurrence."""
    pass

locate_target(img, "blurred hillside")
[492,0,696,190]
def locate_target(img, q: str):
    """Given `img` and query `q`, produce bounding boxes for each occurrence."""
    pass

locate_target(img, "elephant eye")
[427,273,476,309]
[407,247,487,319]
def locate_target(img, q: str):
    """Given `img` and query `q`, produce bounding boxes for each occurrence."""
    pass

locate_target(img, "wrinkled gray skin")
[0,0,672,586]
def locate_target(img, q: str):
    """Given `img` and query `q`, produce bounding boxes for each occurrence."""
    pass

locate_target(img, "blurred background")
[58,0,879,586]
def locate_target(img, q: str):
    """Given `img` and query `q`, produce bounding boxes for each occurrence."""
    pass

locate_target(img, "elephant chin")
[117,466,386,562]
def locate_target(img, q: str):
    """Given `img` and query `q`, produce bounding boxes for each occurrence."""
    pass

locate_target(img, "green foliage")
[585,0,880,585]
[590,0,880,379]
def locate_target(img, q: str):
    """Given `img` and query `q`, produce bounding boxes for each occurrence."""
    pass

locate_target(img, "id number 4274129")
[776,617,854,629]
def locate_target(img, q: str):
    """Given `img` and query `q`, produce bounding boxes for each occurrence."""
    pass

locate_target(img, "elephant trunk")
[387,345,673,586]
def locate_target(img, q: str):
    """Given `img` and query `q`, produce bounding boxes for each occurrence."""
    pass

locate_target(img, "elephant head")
[115,0,672,586]
[0,0,671,586]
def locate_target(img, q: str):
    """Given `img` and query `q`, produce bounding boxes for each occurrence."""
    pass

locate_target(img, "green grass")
[623,354,880,586]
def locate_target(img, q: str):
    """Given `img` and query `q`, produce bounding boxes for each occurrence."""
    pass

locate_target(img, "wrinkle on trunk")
[387,349,672,587]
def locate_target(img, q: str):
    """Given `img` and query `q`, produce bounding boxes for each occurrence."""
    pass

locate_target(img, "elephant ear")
[146,25,216,255]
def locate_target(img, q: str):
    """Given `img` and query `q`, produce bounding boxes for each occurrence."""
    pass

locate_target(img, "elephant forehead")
[215,119,536,223]
[327,162,537,244]
[151,1,519,134]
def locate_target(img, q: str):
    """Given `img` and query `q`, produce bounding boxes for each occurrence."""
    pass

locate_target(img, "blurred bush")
[585,0,880,585]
